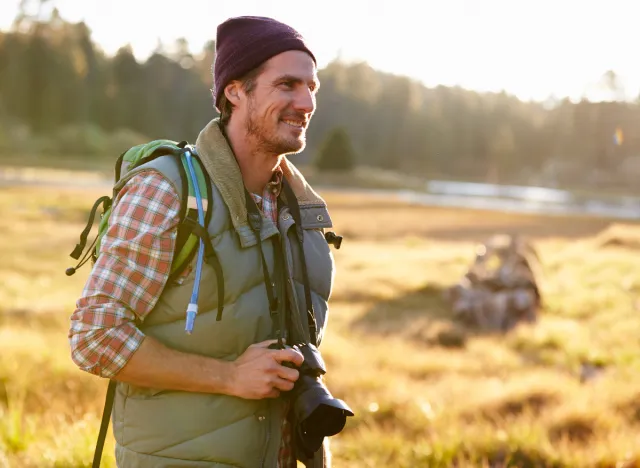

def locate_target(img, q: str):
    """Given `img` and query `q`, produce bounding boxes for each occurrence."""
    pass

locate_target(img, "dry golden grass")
[2,181,640,467]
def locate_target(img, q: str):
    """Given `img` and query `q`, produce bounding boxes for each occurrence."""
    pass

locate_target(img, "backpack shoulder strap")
[91,379,116,468]
[169,146,214,282]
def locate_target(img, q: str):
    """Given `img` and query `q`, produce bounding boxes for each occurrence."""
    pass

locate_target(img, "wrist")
[213,359,237,396]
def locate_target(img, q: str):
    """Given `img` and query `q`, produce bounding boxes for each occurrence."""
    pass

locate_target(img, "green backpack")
[66,139,217,284]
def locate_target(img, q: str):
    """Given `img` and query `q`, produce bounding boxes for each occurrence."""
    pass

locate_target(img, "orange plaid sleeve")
[69,171,181,378]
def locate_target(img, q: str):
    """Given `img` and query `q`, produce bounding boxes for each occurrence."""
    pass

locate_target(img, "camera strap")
[282,180,318,348]
[244,189,287,347]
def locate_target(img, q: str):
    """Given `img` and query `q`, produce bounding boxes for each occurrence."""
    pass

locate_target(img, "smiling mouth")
[281,119,306,130]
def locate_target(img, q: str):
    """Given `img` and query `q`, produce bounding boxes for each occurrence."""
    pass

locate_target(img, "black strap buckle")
[325,231,343,249]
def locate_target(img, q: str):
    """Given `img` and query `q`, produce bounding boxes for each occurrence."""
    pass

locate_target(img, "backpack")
[66,139,226,468]
[66,139,214,284]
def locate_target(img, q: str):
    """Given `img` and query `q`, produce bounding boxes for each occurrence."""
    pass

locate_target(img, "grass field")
[2,179,640,467]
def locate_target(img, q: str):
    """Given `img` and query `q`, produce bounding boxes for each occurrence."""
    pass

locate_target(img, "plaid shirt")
[69,166,295,467]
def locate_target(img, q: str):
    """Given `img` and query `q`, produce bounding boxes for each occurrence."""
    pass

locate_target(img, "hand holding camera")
[227,339,304,399]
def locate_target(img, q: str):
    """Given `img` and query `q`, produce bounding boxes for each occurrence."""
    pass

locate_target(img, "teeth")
[283,120,303,128]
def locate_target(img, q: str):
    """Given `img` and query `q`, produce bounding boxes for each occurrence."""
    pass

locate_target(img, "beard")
[245,99,307,156]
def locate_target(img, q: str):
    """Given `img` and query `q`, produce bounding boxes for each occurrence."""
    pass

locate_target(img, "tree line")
[1,11,640,192]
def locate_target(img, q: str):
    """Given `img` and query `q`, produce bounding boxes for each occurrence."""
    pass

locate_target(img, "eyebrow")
[274,74,320,90]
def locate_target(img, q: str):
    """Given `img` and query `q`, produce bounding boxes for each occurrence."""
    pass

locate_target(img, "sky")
[1,0,638,103]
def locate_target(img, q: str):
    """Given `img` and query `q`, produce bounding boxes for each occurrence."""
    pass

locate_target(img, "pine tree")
[315,127,356,172]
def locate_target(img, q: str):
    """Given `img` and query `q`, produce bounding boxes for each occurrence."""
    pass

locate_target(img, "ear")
[224,81,242,106]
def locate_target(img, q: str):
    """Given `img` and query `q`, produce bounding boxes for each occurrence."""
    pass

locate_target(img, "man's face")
[236,50,318,156]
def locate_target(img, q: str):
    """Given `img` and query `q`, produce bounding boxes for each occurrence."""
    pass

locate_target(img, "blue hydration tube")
[184,150,206,334]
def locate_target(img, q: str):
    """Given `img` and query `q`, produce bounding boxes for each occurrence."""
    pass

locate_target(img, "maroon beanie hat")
[213,16,316,109]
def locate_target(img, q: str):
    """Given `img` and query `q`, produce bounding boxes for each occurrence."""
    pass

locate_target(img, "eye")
[279,81,295,89]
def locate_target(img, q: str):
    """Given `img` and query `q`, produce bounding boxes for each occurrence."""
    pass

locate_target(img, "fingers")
[272,376,295,393]
[260,374,294,399]
[274,348,304,368]
[276,365,300,383]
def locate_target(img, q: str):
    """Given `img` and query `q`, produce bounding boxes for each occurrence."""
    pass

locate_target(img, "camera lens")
[288,344,354,457]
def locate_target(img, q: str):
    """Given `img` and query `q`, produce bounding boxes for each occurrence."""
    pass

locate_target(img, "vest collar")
[194,118,332,247]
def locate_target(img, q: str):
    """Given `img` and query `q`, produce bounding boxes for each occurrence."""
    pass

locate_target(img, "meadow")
[2,176,640,467]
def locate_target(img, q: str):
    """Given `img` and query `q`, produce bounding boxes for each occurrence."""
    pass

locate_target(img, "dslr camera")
[271,342,354,458]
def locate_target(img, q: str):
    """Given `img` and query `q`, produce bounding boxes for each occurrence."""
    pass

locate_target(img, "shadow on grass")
[352,283,471,348]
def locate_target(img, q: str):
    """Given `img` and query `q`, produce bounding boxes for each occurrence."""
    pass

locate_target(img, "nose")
[294,87,315,116]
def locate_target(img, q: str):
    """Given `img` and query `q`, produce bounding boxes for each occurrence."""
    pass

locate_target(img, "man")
[70,16,338,467]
